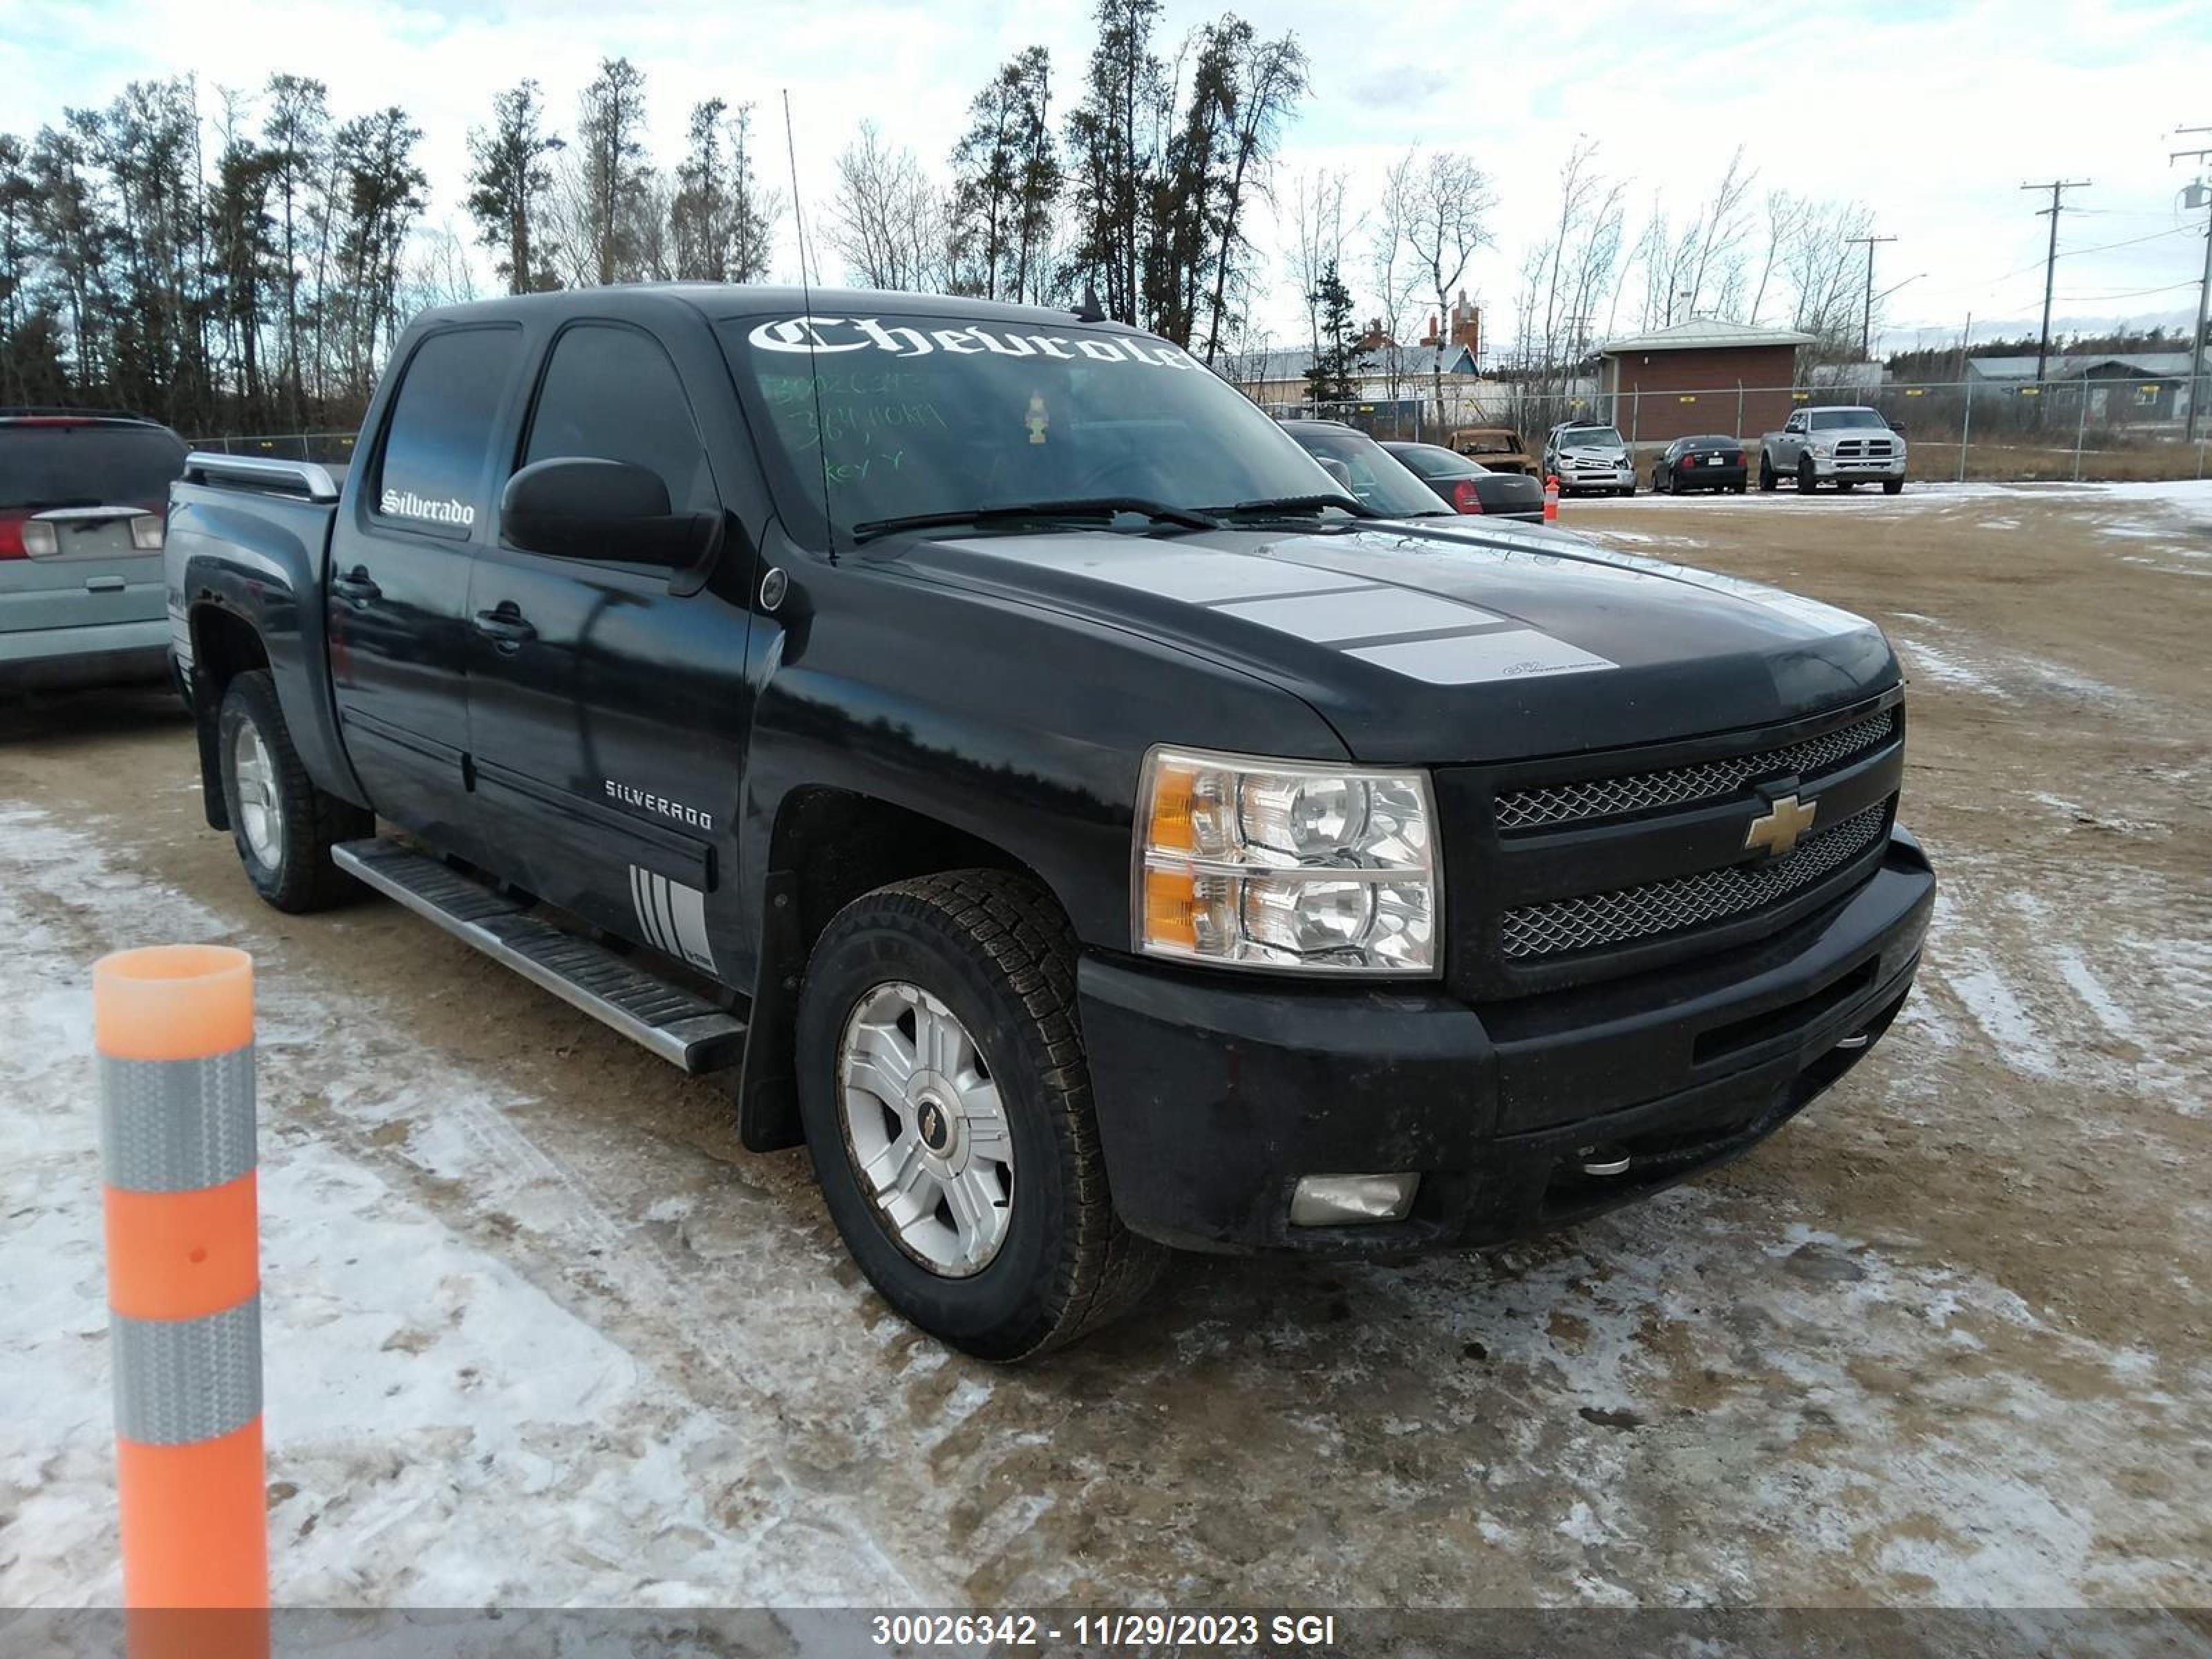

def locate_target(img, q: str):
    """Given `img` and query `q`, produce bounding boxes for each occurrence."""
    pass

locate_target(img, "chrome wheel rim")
[836,981,1013,1277]
[230,719,283,868]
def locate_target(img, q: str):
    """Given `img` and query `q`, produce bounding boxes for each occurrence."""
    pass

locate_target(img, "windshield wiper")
[850,497,1219,543]
[1206,492,1380,521]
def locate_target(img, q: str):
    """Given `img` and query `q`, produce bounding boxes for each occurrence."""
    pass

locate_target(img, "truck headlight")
[1134,747,1438,975]
[1811,442,1834,458]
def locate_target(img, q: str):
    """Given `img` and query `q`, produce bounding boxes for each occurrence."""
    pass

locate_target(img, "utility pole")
[1846,232,1896,359]
[2021,179,2090,385]
[2173,129,2212,444]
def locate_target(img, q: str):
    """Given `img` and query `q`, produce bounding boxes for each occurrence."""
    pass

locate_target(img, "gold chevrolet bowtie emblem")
[1745,793,1818,858]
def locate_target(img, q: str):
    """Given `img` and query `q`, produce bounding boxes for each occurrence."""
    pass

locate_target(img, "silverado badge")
[1745,793,1818,859]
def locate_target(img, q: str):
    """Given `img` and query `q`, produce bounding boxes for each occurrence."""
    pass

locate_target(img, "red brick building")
[1598,319,1813,445]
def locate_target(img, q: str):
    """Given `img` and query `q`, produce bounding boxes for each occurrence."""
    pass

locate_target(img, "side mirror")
[499,457,718,570]
[1314,456,1354,489]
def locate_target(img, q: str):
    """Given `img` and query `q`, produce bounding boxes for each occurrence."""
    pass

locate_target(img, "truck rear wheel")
[217,670,372,912]
[796,871,1164,1360]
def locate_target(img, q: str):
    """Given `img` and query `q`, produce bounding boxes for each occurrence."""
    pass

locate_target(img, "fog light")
[1289,1173,1419,1226]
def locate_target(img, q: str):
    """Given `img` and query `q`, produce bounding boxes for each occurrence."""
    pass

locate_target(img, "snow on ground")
[0,805,912,1608]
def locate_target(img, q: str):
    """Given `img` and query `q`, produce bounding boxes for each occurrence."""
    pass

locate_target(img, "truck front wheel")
[1797,456,1819,494]
[217,669,372,912]
[796,871,1164,1360]
[1759,453,1778,491]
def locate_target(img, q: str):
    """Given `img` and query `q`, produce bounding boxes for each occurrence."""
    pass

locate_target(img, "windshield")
[1809,409,1885,430]
[1,422,186,511]
[718,312,1346,540]
[1387,443,1481,480]
[1558,426,1625,449]
[1284,427,1447,516]
[1458,431,1520,455]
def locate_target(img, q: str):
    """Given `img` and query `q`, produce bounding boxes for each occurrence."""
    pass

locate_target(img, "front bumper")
[0,617,172,692]
[1810,455,1906,479]
[1557,461,1634,494]
[1080,827,1934,1255]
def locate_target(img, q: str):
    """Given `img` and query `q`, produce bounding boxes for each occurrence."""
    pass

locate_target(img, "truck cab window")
[374,326,521,538]
[521,324,717,516]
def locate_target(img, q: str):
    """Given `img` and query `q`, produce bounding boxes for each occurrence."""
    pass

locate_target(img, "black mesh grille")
[1499,803,1888,960]
[1495,709,1898,832]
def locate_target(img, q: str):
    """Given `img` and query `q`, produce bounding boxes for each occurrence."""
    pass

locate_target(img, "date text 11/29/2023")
[870,1612,1342,1649]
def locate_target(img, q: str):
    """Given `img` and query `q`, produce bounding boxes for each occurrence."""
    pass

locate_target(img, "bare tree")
[1747,188,1801,325]
[827,119,948,291]
[1285,167,1353,361]
[1508,139,1624,431]
[1680,145,1756,319]
[1386,149,1494,429]
[1367,150,1425,412]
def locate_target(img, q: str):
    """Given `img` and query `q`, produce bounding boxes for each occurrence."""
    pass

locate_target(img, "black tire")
[1837,479,1858,491]
[1732,482,1747,494]
[1798,456,1819,494]
[1619,484,1635,498]
[1883,478,1904,495]
[796,871,1165,1360]
[216,669,372,912]
[1759,452,1779,491]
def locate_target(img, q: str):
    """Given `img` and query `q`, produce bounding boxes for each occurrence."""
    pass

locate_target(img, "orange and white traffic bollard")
[95,945,268,1631]
[1543,474,1561,523]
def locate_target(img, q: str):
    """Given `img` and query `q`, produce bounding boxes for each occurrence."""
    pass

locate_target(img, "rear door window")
[373,326,523,538]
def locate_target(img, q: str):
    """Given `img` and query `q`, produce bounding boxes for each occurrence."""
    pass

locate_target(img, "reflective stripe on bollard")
[93,944,269,1621]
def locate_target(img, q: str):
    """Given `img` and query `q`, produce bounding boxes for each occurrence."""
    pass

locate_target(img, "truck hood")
[884,521,1897,765]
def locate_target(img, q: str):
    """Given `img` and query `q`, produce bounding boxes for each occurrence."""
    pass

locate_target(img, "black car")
[1654,434,1749,495]
[1382,440,1546,522]
[167,285,1931,1358]
[1276,420,1458,520]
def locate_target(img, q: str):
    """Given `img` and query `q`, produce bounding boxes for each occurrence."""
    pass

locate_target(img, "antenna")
[782,87,836,560]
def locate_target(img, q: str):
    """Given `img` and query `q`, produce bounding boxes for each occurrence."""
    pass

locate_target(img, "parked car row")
[1425,408,1911,500]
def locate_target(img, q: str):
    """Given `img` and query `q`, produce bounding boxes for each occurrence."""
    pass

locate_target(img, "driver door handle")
[331,566,382,603]
[472,604,537,646]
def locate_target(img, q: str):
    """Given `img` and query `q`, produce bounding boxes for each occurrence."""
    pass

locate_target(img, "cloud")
[2,0,2206,353]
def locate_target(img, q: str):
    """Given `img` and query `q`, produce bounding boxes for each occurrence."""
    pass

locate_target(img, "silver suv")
[1,411,187,691]
[1543,421,1635,497]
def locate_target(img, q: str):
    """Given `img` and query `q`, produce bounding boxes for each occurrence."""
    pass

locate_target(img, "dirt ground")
[2,480,2207,1612]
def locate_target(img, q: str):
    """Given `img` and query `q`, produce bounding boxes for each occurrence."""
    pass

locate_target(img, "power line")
[1844,232,1896,358]
[2021,179,2092,382]
[2172,126,2211,444]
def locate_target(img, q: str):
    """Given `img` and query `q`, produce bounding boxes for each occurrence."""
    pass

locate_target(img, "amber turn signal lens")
[1141,866,1199,948]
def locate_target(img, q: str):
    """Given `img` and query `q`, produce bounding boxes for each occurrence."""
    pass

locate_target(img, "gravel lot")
[3,480,2207,1611]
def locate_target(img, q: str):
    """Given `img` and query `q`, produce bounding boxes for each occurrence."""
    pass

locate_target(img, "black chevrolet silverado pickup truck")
[167,286,1933,1359]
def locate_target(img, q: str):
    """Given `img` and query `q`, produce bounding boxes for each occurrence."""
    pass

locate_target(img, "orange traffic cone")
[1543,474,1560,523]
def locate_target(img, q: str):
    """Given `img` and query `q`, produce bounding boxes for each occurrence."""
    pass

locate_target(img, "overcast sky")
[5,0,2209,355]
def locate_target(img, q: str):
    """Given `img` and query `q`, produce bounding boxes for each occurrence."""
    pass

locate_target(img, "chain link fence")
[1272,373,2211,484]
[186,430,359,465]
[198,371,2212,487]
